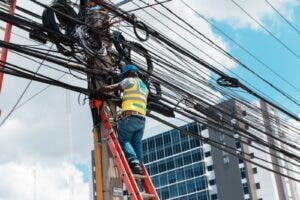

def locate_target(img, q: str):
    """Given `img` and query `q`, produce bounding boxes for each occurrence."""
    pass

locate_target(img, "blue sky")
[210,6,300,117]
[1,0,300,199]
[79,0,300,187]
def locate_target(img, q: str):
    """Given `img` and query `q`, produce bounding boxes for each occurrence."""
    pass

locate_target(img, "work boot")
[130,162,143,175]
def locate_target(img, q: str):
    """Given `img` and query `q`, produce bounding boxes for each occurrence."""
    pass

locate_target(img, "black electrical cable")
[179,0,300,94]
[109,25,300,153]
[0,44,56,127]
[129,55,300,160]
[14,73,68,111]
[0,40,102,76]
[93,0,300,121]
[0,9,74,44]
[151,0,300,107]
[130,59,300,162]
[121,23,300,144]
[16,5,42,20]
[126,38,300,152]
[148,113,300,182]
[230,0,300,61]
[158,93,300,169]
[14,0,300,170]
[127,0,173,12]
[265,0,300,35]
[129,1,300,130]
[0,63,90,95]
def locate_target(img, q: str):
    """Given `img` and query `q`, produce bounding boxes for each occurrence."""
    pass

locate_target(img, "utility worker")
[100,64,148,174]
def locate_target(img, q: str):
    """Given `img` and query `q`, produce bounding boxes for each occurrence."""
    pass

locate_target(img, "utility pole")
[85,1,123,199]
[0,0,17,93]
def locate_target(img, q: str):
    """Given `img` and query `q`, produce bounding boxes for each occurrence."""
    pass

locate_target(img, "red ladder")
[100,111,160,200]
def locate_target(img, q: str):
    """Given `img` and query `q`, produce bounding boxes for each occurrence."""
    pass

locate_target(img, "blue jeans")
[118,116,145,164]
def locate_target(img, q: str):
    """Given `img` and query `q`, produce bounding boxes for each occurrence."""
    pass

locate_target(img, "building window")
[157,149,164,159]
[166,158,175,170]
[174,155,183,168]
[168,171,176,184]
[253,167,257,174]
[194,163,205,176]
[207,165,214,171]
[211,194,218,200]
[195,177,207,191]
[256,183,261,189]
[178,182,187,195]
[235,141,241,149]
[169,184,178,198]
[186,179,196,193]
[209,179,216,186]
[163,133,171,145]
[159,174,168,186]
[164,146,173,157]
[240,167,246,179]
[184,165,194,179]
[158,161,166,173]
[183,152,192,165]
[177,168,185,181]
[142,142,147,151]
[173,144,181,154]
[190,138,200,148]
[205,151,211,157]
[250,153,255,159]
[201,125,207,130]
[243,182,249,194]
[151,176,159,187]
[239,158,244,163]
[192,150,202,162]
[155,136,163,147]
[160,187,169,199]
[148,138,155,151]
[182,141,190,152]
[149,152,157,162]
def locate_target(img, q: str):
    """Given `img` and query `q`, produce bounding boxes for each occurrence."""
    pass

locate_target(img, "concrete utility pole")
[85,1,123,199]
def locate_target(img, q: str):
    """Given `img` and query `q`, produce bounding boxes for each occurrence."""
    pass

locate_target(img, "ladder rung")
[142,193,156,199]
[133,174,147,180]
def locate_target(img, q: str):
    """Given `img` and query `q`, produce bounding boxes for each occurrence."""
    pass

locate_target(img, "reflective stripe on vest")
[122,78,148,115]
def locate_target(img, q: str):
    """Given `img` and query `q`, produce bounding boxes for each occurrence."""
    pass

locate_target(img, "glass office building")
[142,122,210,200]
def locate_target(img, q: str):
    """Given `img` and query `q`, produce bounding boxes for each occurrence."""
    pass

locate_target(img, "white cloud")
[188,0,300,30]
[1,0,300,199]
[0,162,89,200]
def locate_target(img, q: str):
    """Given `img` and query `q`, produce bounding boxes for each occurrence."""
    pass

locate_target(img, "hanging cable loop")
[132,15,149,42]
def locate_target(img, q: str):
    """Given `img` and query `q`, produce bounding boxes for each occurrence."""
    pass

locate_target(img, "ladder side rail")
[105,134,140,200]
[141,165,160,200]
[101,112,143,200]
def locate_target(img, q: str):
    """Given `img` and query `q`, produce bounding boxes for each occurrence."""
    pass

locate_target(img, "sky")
[0,0,300,199]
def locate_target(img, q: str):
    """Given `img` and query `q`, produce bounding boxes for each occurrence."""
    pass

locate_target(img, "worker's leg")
[118,116,139,164]
[132,117,146,163]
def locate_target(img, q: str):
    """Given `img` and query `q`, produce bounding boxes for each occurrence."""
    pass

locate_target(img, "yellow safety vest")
[122,78,148,116]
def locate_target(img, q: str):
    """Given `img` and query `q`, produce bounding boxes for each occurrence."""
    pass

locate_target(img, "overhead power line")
[179,0,300,94]
[152,0,300,107]
[265,0,300,35]
[148,113,300,182]
[230,0,300,61]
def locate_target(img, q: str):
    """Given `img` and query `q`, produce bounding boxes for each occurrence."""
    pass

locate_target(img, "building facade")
[142,99,299,200]
[142,122,215,200]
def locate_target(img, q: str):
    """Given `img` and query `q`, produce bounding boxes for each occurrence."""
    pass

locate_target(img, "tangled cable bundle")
[42,0,79,55]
